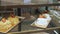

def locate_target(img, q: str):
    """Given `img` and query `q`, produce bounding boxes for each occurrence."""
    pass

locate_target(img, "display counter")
[0,0,60,34]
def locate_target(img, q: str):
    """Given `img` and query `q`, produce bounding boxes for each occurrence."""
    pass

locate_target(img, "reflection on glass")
[0,0,58,6]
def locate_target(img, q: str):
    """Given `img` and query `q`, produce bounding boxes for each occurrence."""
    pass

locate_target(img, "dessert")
[39,14,46,18]
[8,12,19,26]
[0,12,19,33]
[0,18,12,32]
[8,16,19,25]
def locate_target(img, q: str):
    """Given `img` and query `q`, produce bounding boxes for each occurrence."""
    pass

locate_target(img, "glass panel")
[7,7,60,34]
[0,6,60,34]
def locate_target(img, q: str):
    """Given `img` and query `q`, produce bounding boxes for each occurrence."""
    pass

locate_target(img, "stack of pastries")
[0,18,12,32]
[0,12,19,32]
[8,16,19,26]
[8,12,19,26]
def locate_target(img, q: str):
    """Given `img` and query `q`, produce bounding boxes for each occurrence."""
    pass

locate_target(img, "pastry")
[8,12,19,25]
[8,16,19,25]
[0,18,12,32]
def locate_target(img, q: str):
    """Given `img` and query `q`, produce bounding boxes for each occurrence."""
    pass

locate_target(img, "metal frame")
[8,27,60,34]
[0,3,60,8]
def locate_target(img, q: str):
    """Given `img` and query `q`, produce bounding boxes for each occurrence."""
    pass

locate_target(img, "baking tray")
[0,16,25,33]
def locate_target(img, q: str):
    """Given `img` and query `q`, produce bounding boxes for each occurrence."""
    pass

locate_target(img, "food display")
[0,12,20,33]
[8,12,19,25]
[0,18,12,32]
[31,13,51,28]
[8,16,19,26]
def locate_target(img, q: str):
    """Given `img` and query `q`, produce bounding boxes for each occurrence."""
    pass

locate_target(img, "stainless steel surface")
[8,27,60,34]
[49,10,60,26]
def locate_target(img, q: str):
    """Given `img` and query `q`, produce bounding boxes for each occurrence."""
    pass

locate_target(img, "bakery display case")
[0,0,60,34]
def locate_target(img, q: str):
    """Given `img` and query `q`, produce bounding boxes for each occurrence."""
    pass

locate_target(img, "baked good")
[8,12,19,26]
[8,16,19,26]
[0,18,12,32]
